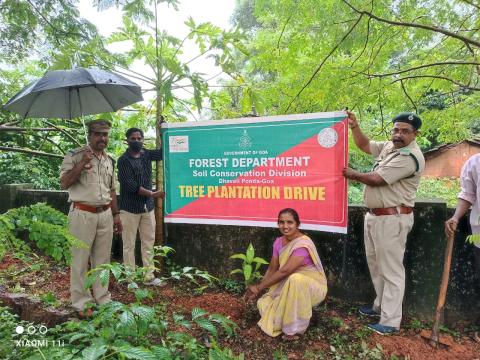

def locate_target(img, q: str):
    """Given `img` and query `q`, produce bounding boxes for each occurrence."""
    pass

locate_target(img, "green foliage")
[0,211,30,262]
[216,0,480,151]
[467,234,480,245]
[218,278,245,294]
[0,203,83,263]
[230,243,269,286]
[159,247,219,290]
[417,178,460,208]
[40,292,60,308]
[0,153,61,189]
[328,334,384,360]
[209,345,245,360]
[1,300,238,360]
[406,317,429,332]
[86,262,153,304]
[86,247,218,302]
[347,183,364,205]
[273,349,288,360]
[349,177,461,206]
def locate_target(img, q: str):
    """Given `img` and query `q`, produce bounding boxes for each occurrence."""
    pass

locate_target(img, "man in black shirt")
[118,128,164,286]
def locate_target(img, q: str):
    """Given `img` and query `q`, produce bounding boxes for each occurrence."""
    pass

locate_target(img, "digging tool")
[420,231,455,347]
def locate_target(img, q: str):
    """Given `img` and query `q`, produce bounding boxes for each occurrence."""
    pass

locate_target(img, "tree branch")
[0,126,58,132]
[0,146,63,158]
[284,14,363,112]
[40,120,82,146]
[360,61,480,78]
[391,75,480,91]
[342,0,480,48]
[277,11,295,50]
[461,0,480,10]
[400,79,418,113]
[351,15,371,66]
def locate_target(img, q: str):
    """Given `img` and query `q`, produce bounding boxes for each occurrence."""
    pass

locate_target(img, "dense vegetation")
[1,1,478,194]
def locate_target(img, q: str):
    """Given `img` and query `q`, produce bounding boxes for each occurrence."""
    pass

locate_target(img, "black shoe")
[359,306,380,317]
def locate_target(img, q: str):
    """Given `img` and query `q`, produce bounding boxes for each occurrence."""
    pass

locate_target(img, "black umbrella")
[4,67,143,141]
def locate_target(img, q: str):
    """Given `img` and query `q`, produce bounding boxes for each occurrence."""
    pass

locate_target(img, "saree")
[257,235,327,337]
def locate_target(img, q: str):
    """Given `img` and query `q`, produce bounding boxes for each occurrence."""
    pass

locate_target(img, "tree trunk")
[155,94,165,271]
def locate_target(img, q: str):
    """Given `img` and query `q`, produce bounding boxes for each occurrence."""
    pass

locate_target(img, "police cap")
[87,119,112,133]
[392,112,422,130]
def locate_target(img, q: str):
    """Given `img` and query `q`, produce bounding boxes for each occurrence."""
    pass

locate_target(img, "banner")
[162,111,348,233]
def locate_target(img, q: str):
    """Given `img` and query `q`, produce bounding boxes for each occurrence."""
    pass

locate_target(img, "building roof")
[423,139,480,160]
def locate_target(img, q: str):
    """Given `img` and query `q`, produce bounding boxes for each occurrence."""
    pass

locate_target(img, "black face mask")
[128,141,143,152]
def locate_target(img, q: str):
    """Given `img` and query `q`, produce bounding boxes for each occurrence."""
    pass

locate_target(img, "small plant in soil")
[229,243,269,286]
[439,323,462,338]
[406,317,429,332]
[85,262,153,303]
[218,278,245,294]
[40,292,60,308]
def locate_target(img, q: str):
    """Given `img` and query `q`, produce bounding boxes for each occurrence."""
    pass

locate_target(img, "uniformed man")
[343,111,425,335]
[60,119,122,317]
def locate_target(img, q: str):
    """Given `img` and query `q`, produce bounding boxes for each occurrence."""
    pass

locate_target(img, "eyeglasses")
[390,128,415,135]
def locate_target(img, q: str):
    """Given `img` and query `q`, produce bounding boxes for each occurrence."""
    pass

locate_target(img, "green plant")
[0,214,31,262]
[218,278,245,294]
[85,261,153,303]
[173,307,237,339]
[0,301,239,360]
[406,317,428,332]
[467,234,480,245]
[416,178,460,207]
[439,324,461,338]
[230,243,269,286]
[273,348,288,360]
[40,292,60,308]
[209,345,245,360]
[156,246,219,291]
[329,317,346,329]
[0,203,85,264]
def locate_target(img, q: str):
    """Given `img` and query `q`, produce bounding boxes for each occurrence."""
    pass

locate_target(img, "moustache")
[392,138,404,143]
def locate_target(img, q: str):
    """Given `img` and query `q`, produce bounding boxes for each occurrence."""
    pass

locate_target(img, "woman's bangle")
[112,211,120,216]
[350,124,359,130]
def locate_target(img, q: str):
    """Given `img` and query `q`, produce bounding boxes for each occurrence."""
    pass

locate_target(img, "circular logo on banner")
[317,127,338,148]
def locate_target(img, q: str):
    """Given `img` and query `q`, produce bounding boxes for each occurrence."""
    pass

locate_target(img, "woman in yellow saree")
[246,208,328,339]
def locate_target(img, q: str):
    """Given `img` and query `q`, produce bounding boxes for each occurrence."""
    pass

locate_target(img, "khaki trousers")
[120,210,156,281]
[68,207,113,311]
[364,212,414,329]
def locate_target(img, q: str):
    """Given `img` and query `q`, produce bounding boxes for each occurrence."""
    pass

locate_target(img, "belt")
[73,202,111,213]
[369,206,413,216]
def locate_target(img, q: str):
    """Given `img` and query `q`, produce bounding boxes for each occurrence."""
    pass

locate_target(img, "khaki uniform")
[120,210,156,280]
[363,140,425,329]
[60,146,115,311]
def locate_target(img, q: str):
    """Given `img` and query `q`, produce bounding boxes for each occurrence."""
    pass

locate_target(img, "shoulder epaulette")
[408,153,420,172]
[68,147,86,156]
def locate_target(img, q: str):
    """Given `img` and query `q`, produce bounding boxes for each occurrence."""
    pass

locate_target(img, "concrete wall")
[1,184,479,322]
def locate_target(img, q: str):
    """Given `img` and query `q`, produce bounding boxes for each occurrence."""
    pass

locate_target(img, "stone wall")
[1,184,478,322]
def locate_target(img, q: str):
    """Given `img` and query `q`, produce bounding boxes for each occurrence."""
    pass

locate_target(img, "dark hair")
[278,208,300,225]
[125,127,144,139]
